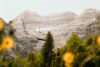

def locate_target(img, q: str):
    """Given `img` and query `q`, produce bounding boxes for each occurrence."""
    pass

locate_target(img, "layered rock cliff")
[6,8,100,59]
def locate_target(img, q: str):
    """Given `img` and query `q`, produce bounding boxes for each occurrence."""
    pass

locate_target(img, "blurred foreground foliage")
[1,34,100,67]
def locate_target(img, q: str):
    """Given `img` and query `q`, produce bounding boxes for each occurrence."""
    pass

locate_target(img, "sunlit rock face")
[11,9,100,58]
[12,10,78,50]
[12,11,77,38]
[80,8,99,19]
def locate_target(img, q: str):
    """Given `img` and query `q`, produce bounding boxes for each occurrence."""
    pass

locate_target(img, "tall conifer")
[42,31,54,67]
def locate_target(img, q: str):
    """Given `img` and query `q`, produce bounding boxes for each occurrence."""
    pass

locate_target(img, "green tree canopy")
[42,31,54,67]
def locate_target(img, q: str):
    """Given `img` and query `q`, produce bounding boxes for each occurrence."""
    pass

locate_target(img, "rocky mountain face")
[6,8,100,59]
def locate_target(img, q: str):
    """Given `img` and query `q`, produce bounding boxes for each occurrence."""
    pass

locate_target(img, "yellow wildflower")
[65,63,71,67]
[0,37,14,50]
[63,52,74,64]
[0,19,4,30]
[97,35,100,46]
[0,47,6,52]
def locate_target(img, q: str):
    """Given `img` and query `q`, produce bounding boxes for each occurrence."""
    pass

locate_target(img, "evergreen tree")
[24,52,35,67]
[34,54,43,67]
[27,52,35,67]
[42,31,54,67]
[62,34,84,54]
[54,48,62,67]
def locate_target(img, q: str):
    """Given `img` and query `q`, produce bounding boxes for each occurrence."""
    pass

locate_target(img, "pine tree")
[42,31,54,67]
[27,52,35,67]
[54,48,62,67]
[63,34,84,53]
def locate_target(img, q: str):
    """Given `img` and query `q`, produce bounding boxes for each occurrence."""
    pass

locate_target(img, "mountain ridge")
[5,8,100,60]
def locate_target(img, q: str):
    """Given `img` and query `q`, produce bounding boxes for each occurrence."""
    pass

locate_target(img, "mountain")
[11,10,77,51]
[6,8,100,60]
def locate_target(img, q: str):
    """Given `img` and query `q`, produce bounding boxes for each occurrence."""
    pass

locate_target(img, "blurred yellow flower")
[97,35,100,46]
[65,63,71,67]
[63,52,74,64]
[0,47,6,52]
[0,19,4,30]
[0,37,14,51]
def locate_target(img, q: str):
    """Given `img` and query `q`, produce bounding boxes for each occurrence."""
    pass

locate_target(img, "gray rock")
[5,8,100,60]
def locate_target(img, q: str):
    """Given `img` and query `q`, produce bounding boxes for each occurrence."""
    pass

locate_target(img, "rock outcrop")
[8,8,100,59]
[11,10,78,53]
